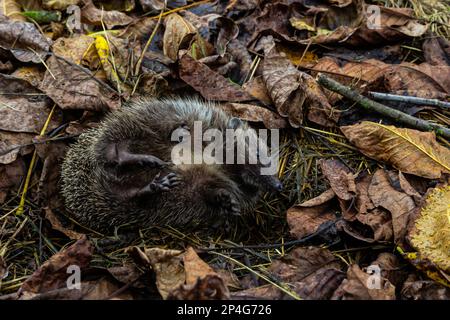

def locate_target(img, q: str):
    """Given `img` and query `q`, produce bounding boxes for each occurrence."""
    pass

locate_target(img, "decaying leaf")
[0,131,34,164]
[263,47,338,127]
[18,236,94,299]
[0,74,61,134]
[368,169,416,243]
[40,55,121,111]
[401,274,450,300]
[0,15,51,63]
[81,0,133,29]
[287,189,337,239]
[409,182,450,274]
[52,34,97,66]
[179,53,252,102]
[163,13,196,61]
[0,158,25,203]
[332,264,396,300]
[341,122,450,179]
[219,103,287,129]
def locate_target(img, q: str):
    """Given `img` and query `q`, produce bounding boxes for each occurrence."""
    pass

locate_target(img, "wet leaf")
[409,182,450,274]
[219,103,287,129]
[179,53,252,102]
[0,15,51,63]
[368,169,416,242]
[0,158,25,203]
[287,189,337,239]
[163,13,196,61]
[40,55,121,111]
[81,0,133,29]
[341,122,450,179]
[332,264,396,300]
[263,47,338,127]
[19,235,94,299]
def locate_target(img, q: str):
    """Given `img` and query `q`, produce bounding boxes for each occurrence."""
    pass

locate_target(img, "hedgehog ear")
[227,117,243,129]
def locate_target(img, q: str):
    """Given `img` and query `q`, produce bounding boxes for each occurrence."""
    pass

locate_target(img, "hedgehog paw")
[214,189,241,216]
[150,172,182,192]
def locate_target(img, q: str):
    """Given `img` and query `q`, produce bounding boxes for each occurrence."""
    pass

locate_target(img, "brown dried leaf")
[179,53,252,102]
[341,121,450,179]
[368,169,416,243]
[163,13,196,61]
[183,247,217,286]
[40,55,121,111]
[0,15,51,63]
[287,189,337,239]
[243,76,273,105]
[0,74,61,134]
[81,0,133,29]
[0,131,34,164]
[263,48,338,127]
[144,247,184,299]
[52,34,98,67]
[401,274,450,300]
[332,264,396,300]
[44,207,85,240]
[355,208,393,242]
[168,275,229,300]
[42,0,80,10]
[266,247,345,300]
[19,235,94,298]
[320,159,356,201]
[219,103,287,129]
[423,37,450,66]
[0,158,25,203]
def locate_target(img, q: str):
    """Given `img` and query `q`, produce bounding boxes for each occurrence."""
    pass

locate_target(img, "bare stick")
[369,91,450,110]
[317,73,450,140]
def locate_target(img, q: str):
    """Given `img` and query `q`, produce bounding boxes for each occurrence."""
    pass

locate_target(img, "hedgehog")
[60,97,282,233]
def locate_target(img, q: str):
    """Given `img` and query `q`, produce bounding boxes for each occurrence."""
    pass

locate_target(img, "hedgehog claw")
[150,172,181,192]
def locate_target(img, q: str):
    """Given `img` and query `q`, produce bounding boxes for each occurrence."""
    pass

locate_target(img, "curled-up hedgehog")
[60,98,282,233]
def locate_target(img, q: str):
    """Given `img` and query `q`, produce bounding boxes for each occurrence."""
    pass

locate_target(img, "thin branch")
[317,74,450,140]
[369,91,450,110]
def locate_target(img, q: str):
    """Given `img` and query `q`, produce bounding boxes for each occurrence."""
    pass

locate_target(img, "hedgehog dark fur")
[61,98,281,233]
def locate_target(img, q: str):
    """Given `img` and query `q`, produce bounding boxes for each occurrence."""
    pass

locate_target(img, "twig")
[317,74,450,140]
[369,91,450,110]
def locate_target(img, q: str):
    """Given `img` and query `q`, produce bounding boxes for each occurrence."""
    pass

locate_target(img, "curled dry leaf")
[179,53,252,102]
[19,235,94,299]
[44,207,85,240]
[368,169,416,243]
[40,55,121,111]
[341,121,450,179]
[81,0,133,29]
[163,13,196,61]
[263,48,338,127]
[408,182,450,274]
[219,103,287,129]
[0,15,51,63]
[0,73,61,134]
[332,264,396,300]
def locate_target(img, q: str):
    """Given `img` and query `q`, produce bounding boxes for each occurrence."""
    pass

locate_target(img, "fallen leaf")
[320,159,356,201]
[0,158,25,203]
[40,55,121,111]
[0,0,26,21]
[341,121,450,179]
[179,53,252,102]
[183,247,217,285]
[52,34,97,66]
[44,207,85,240]
[81,0,133,29]
[423,37,450,66]
[368,169,416,242]
[144,247,184,299]
[163,13,196,61]
[42,0,80,10]
[168,275,229,300]
[0,131,34,164]
[409,182,450,273]
[219,103,287,129]
[263,47,338,127]
[401,273,450,300]
[19,235,94,299]
[0,15,51,63]
[287,189,337,239]
[0,73,61,134]
[331,264,396,300]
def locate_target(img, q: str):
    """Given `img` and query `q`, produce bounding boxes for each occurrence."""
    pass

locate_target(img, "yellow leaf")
[341,121,450,179]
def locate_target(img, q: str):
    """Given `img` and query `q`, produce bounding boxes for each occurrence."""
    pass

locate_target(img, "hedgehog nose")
[274,181,283,192]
